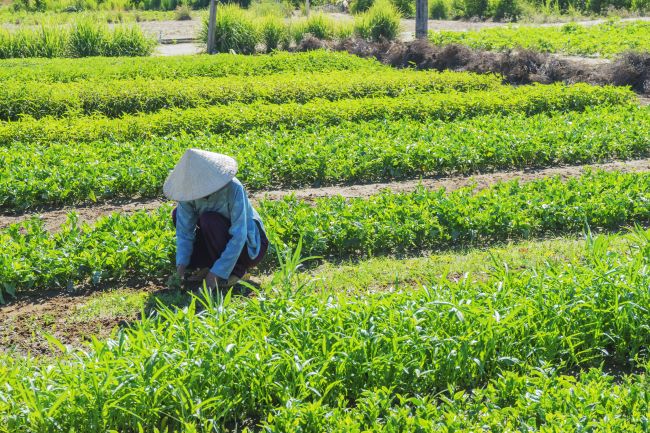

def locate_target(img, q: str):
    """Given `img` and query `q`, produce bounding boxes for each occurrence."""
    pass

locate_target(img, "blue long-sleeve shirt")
[175,178,265,279]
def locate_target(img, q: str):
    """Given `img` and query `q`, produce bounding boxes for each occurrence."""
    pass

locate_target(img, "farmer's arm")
[209,185,248,279]
[175,201,198,276]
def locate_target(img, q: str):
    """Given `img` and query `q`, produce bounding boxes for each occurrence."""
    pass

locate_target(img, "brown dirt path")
[3,158,649,232]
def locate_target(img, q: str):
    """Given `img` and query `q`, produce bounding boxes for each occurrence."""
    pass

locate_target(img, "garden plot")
[2,227,649,431]
[0,86,641,211]
[1,50,649,432]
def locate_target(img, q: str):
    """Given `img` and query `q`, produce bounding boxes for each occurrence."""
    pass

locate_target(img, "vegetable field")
[429,20,650,57]
[1,48,649,432]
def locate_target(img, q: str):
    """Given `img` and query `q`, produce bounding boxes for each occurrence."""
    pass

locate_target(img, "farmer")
[163,149,268,290]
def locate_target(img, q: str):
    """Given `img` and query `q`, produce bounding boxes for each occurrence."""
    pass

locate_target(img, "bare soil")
[0,197,165,232]
[3,158,649,232]
[0,278,261,354]
[154,42,204,56]
[0,283,154,354]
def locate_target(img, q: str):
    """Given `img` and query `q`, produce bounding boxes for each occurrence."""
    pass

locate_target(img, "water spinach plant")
[1,227,649,431]
[1,170,648,300]
[0,83,633,146]
[1,106,649,211]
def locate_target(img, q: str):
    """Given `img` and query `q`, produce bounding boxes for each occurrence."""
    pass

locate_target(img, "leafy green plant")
[103,24,157,56]
[429,19,650,57]
[67,20,106,57]
[490,0,522,20]
[390,0,415,15]
[0,69,500,120]
[430,0,450,18]
[464,0,489,17]
[249,0,293,18]
[0,83,632,146]
[350,0,375,13]
[0,50,383,83]
[354,0,402,42]
[173,4,192,20]
[200,4,259,54]
[0,21,155,59]
[260,15,287,52]
[0,225,649,430]
[301,13,337,40]
[1,170,648,297]
[2,105,648,211]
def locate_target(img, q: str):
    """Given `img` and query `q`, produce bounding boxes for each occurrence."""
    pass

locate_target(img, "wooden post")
[415,0,428,39]
[207,0,217,54]
[305,0,310,17]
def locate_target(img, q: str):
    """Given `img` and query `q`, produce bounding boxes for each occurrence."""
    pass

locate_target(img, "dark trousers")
[172,208,268,278]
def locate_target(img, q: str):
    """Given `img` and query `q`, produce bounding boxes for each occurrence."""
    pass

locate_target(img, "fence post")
[415,0,428,39]
[207,0,217,54]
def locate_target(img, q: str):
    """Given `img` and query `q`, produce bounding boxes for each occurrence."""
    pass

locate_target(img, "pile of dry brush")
[297,36,650,94]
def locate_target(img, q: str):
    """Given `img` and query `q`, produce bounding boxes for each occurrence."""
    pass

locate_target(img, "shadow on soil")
[143,279,261,316]
[0,277,261,355]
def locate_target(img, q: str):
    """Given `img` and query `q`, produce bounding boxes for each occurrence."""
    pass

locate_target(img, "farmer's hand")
[177,264,187,279]
[204,271,218,289]
[204,272,230,290]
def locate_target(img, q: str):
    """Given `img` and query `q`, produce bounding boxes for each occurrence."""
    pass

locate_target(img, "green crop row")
[429,20,650,57]
[0,50,383,83]
[2,106,649,211]
[1,226,648,431]
[262,370,649,432]
[0,70,500,120]
[262,170,650,258]
[1,170,648,300]
[0,83,633,146]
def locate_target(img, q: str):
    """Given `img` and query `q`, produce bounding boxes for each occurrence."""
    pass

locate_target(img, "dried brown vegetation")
[298,37,650,94]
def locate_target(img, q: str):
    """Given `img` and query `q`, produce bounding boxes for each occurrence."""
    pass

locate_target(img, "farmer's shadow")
[143,278,261,316]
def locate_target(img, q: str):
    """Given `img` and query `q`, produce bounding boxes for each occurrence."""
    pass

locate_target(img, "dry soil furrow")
[2,158,649,232]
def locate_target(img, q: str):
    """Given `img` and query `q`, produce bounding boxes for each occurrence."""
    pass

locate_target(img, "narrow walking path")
[2,157,649,232]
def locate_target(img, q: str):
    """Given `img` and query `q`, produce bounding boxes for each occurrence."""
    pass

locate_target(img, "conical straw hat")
[163,149,238,201]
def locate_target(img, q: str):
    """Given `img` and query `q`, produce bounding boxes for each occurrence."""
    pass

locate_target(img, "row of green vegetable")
[1,225,648,431]
[0,50,382,83]
[0,83,633,146]
[2,170,648,301]
[0,70,500,120]
[429,20,650,57]
[2,105,649,211]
